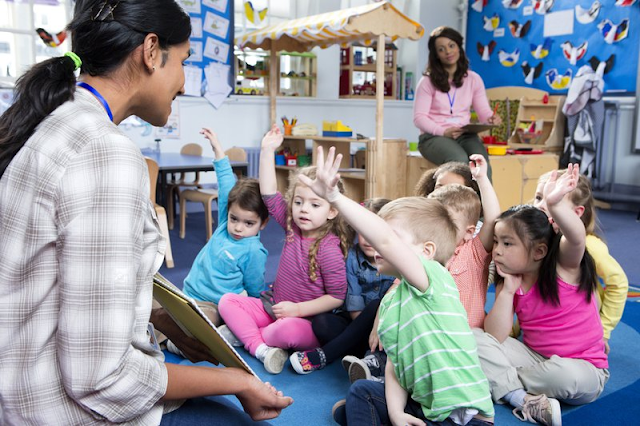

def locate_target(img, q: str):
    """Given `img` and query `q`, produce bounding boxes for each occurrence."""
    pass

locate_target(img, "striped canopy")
[235,1,424,52]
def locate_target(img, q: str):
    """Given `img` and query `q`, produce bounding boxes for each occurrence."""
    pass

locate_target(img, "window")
[0,0,73,83]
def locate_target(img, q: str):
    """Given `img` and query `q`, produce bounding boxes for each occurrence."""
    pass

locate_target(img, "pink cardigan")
[413,71,493,136]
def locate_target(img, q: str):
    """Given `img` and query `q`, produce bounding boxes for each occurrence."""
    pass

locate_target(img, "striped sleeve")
[317,235,347,300]
[263,192,289,230]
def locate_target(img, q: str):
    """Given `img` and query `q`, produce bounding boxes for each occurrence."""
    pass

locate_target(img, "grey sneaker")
[332,399,347,426]
[217,325,242,347]
[263,347,288,374]
[513,394,562,426]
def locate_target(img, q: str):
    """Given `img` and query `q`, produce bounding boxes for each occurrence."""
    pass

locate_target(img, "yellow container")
[487,145,509,156]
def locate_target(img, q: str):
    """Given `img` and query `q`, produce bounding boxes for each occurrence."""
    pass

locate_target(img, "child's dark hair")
[0,0,191,179]
[414,162,480,200]
[285,166,354,281]
[363,198,392,214]
[497,205,597,305]
[228,178,269,222]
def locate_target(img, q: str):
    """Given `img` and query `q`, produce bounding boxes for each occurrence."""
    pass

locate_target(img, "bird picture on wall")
[532,0,554,15]
[530,38,553,59]
[477,40,497,61]
[483,13,501,31]
[588,54,615,75]
[509,20,531,38]
[614,0,636,6]
[498,48,520,67]
[521,61,543,84]
[561,41,588,66]
[36,28,67,48]
[546,68,572,90]
[598,19,629,44]
[502,0,524,8]
[576,1,601,24]
[244,0,268,25]
[471,0,488,12]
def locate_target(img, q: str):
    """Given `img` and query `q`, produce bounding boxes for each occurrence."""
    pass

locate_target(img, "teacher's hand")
[488,113,502,125]
[444,126,464,140]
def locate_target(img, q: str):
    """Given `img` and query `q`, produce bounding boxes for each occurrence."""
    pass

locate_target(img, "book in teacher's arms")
[152,273,259,378]
[461,123,498,133]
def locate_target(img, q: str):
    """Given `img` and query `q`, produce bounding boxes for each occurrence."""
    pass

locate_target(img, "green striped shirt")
[378,257,494,421]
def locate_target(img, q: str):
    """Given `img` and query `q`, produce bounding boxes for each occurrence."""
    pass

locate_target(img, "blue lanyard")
[446,88,456,115]
[76,82,113,122]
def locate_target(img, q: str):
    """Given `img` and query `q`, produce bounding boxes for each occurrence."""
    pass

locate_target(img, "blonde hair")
[428,184,481,228]
[285,166,353,281]
[538,170,598,235]
[378,197,457,265]
[414,162,480,199]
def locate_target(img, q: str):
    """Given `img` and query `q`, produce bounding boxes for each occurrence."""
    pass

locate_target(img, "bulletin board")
[466,0,640,95]
[178,0,234,105]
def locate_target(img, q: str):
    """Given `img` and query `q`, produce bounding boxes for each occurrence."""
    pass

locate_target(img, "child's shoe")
[289,348,327,374]
[513,394,562,426]
[332,399,347,426]
[342,352,385,384]
[261,347,288,374]
[217,324,242,347]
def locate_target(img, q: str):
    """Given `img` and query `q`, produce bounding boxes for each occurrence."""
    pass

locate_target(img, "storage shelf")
[341,65,394,73]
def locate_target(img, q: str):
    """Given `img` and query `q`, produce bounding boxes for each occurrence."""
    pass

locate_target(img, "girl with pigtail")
[219,124,352,375]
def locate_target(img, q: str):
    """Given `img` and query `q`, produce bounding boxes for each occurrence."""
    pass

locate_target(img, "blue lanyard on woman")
[76,82,114,122]
[446,88,456,115]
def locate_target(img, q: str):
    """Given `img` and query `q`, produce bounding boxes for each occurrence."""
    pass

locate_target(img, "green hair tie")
[64,51,82,70]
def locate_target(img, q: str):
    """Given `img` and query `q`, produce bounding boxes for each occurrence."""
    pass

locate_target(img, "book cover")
[152,273,258,378]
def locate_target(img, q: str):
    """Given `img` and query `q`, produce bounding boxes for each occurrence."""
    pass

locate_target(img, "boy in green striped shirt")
[300,147,494,426]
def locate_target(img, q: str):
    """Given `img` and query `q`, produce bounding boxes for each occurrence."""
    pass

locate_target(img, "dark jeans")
[312,300,381,363]
[418,132,492,181]
[341,380,493,426]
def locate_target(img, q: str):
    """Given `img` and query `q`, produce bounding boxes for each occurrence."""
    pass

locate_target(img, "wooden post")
[370,33,386,198]
[269,43,278,126]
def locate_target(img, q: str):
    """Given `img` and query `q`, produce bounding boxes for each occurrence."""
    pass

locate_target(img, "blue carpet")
[158,208,640,425]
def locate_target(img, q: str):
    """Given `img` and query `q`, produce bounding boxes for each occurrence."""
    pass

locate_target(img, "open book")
[152,273,258,378]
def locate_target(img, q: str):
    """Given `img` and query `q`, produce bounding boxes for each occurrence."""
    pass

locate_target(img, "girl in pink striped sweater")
[219,125,352,374]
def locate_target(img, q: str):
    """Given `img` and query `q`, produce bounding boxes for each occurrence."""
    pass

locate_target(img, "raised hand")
[469,154,488,181]
[298,146,343,203]
[200,127,223,158]
[544,164,579,207]
[261,124,283,152]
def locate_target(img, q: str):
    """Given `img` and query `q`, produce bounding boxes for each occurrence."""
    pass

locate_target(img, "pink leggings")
[218,293,320,355]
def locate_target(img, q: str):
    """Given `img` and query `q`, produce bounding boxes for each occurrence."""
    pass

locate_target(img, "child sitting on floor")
[303,146,494,426]
[414,161,480,198]
[289,198,396,374]
[164,129,269,355]
[533,170,628,355]
[218,125,351,374]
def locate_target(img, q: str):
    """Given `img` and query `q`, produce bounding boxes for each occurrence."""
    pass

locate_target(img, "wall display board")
[466,0,640,95]
[178,0,234,107]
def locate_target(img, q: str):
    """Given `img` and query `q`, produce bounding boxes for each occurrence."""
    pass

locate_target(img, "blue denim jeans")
[343,380,494,426]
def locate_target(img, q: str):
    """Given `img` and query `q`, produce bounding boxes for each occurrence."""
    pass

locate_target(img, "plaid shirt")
[0,90,168,424]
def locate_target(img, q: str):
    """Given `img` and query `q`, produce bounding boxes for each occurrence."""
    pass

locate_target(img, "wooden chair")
[144,157,174,268]
[179,147,247,241]
[166,143,203,230]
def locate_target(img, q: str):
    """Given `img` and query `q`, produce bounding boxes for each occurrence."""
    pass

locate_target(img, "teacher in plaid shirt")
[0,1,291,425]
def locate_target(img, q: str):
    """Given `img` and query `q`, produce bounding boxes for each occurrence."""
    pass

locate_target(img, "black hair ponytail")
[0,56,77,179]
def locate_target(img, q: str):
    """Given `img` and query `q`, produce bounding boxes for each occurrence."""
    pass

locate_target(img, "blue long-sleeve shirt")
[183,157,268,304]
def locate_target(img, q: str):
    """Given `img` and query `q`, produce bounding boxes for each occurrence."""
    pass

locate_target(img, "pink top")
[263,193,347,305]
[446,236,491,329]
[413,71,494,136]
[514,278,608,369]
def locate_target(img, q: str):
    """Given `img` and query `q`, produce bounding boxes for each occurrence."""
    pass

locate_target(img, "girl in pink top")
[218,125,351,375]
[474,164,608,426]
[413,26,501,180]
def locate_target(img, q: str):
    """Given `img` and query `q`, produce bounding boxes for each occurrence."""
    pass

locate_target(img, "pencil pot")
[297,155,311,167]
[275,154,286,165]
[284,124,293,136]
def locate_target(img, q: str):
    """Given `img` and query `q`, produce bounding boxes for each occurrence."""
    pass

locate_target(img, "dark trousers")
[341,380,494,426]
[418,132,492,181]
[312,300,381,363]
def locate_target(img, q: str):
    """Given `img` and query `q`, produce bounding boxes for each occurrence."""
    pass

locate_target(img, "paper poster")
[0,89,14,116]
[203,11,230,39]
[203,0,228,13]
[155,100,180,138]
[178,0,201,14]
[188,41,203,63]
[204,62,232,109]
[183,65,203,96]
[543,9,574,37]
[204,37,230,62]
[190,17,203,38]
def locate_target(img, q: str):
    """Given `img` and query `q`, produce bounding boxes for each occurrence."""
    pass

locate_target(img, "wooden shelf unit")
[275,135,407,202]
[339,43,397,99]
[508,96,566,152]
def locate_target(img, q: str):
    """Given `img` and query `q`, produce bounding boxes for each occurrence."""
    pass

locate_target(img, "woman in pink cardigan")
[413,26,500,180]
